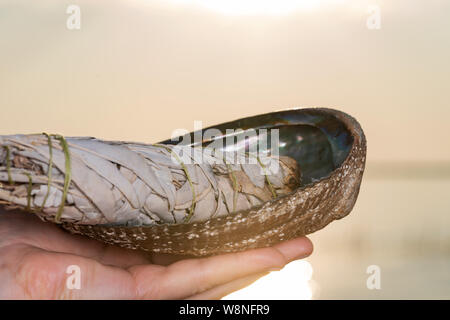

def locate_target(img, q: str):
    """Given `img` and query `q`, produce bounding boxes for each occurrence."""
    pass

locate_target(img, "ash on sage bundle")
[0,134,301,226]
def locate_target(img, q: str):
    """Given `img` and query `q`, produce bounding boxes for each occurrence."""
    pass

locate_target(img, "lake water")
[226,173,450,299]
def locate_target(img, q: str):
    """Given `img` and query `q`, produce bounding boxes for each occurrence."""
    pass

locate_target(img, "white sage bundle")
[0,134,301,226]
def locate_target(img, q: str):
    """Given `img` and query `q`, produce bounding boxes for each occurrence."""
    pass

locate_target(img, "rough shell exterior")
[62,108,366,256]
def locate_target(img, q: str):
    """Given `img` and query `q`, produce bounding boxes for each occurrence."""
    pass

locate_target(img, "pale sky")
[1,0,449,162]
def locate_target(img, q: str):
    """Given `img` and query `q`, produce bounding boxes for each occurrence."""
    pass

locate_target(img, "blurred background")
[1,0,449,299]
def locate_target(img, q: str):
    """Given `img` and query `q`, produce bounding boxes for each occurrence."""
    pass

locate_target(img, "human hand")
[0,208,313,299]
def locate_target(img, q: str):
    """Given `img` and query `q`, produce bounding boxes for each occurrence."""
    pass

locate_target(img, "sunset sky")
[1,0,449,162]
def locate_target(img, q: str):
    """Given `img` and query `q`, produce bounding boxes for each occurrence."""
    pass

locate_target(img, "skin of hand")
[0,208,313,299]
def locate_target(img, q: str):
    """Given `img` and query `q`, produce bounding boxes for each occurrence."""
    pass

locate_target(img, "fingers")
[130,236,313,299]
[85,243,151,268]
[6,245,138,299]
[185,272,269,300]
[0,209,150,268]
[272,235,314,262]
[2,209,314,300]
[148,253,197,266]
[185,238,314,300]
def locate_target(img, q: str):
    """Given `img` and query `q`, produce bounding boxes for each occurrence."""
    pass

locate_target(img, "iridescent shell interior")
[161,109,353,187]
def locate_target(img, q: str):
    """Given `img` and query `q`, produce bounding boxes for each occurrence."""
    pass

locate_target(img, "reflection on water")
[225,174,450,299]
[224,260,314,300]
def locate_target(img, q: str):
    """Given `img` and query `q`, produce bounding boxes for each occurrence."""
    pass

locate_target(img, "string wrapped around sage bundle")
[0,134,301,226]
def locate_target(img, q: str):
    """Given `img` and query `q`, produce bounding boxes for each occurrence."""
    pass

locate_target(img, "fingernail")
[276,238,313,262]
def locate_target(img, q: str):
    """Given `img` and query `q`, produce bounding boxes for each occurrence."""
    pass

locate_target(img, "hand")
[0,208,313,299]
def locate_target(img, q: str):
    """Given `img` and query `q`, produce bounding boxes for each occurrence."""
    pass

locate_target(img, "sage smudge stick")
[0,134,300,226]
